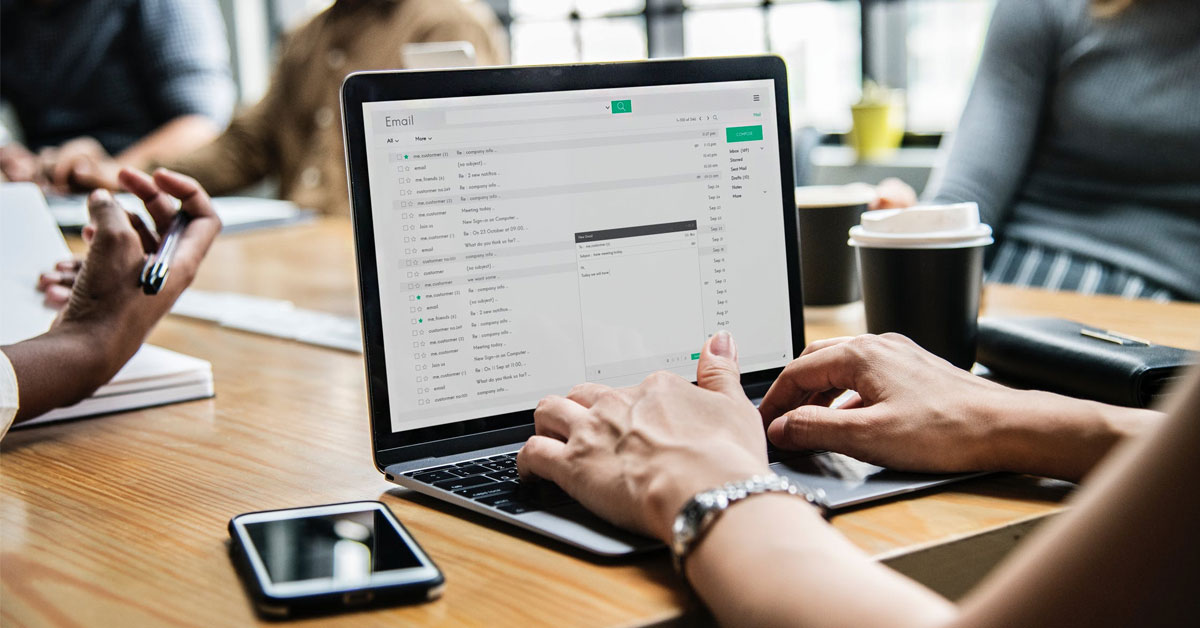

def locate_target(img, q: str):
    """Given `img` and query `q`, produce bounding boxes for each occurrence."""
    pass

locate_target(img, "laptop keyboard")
[404,447,816,515]
[403,453,576,515]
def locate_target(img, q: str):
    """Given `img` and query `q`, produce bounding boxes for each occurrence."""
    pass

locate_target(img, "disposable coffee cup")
[848,203,993,369]
[795,185,877,307]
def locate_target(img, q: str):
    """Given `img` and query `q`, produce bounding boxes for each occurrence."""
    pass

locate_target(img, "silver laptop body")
[341,56,978,556]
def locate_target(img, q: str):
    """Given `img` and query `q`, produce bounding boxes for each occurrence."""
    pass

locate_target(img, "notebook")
[23,345,213,424]
[1,183,214,426]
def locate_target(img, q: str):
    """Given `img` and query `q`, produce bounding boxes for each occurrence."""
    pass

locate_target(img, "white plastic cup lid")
[848,202,993,249]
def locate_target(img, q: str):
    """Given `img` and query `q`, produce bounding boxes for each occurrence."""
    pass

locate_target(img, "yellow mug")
[849,101,905,161]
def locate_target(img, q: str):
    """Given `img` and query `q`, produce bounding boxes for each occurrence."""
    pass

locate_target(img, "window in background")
[264,0,994,136]
[682,0,756,7]
[508,0,570,18]
[503,0,871,134]
[681,8,765,56]
[577,0,646,17]
[768,1,861,131]
[580,17,647,61]
[510,0,647,64]
[511,19,580,64]
[906,0,993,132]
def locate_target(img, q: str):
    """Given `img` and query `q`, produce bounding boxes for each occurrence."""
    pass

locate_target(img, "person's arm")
[517,333,957,627]
[45,116,224,191]
[153,96,278,197]
[686,493,955,628]
[1,168,221,422]
[519,332,1197,626]
[925,0,1058,228]
[0,142,43,184]
[758,334,1160,482]
[38,95,277,306]
[952,366,1200,628]
[113,116,222,172]
[45,0,236,192]
[687,366,1198,628]
[0,350,19,440]
[128,0,234,167]
[156,24,303,196]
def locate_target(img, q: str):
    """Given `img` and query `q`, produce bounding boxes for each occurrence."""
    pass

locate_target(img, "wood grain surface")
[3,218,1197,627]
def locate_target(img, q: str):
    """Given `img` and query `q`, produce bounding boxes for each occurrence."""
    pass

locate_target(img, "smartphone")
[228,501,444,619]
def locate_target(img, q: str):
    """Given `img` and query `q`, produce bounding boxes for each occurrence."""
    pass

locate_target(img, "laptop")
[340,56,979,556]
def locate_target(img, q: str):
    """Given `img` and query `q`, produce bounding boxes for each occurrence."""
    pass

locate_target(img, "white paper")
[172,289,296,323]
[171,289,363,353]
[0,183,72,344]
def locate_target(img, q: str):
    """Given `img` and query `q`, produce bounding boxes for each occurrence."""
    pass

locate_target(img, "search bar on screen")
[445,100,617,125]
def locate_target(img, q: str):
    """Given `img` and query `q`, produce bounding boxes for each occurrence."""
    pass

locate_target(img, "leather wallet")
[976,316,1196,408]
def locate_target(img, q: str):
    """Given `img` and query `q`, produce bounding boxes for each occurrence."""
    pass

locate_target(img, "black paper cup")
[795,186,875,306]
[849,203,992,370]
[856,245,985,369]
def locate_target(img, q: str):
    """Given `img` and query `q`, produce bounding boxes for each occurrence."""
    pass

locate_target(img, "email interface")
[362,80,793,433]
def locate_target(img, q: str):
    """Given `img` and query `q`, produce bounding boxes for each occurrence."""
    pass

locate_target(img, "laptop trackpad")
[771,452,981,510]
[519,503,661,556]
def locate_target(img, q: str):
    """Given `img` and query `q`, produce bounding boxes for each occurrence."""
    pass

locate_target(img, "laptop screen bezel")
[341,56,804,470]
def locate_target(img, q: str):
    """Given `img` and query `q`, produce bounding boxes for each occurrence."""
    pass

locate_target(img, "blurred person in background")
[42,0,508,217]
[34,0,507,308]
[0,0,235,193]
[894,0,1200,301]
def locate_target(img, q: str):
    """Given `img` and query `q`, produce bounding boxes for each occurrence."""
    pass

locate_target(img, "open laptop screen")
[343,58,803,460]
[362,79,792,434]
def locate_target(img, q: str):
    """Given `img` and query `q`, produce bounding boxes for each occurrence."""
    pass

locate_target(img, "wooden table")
[3,218,1197,627]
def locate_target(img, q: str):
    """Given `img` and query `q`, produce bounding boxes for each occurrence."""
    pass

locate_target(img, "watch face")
[673,492,720,558]
[672,496,707,556]
[671,512,688,542]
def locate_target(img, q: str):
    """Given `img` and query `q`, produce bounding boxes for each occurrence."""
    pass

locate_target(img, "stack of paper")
[1,183,214,426]
[171,290,363,353]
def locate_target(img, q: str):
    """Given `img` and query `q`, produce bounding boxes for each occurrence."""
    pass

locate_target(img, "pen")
[139,210,192,295]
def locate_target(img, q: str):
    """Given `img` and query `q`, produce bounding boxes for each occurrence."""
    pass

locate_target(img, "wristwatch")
[670,474,829,575]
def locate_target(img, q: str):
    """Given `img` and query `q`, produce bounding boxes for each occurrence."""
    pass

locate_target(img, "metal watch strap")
[670,474,828,575]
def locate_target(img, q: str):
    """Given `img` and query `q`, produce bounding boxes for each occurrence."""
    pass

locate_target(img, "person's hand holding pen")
[37,169,211,306]
[3,167,221,420]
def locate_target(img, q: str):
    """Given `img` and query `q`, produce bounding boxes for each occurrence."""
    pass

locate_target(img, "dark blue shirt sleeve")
[136,0,235,127]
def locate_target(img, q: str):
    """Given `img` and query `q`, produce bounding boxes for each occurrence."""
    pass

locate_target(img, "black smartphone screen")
[243,508,422,584]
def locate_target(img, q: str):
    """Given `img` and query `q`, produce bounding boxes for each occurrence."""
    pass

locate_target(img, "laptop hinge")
[378,425,534,471]
[385,441,524,476]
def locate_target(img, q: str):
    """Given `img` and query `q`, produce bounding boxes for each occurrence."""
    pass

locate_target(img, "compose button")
[611,99,632,114]
[725,125,763,142]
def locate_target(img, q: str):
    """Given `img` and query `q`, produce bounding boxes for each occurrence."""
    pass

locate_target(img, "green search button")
[611,99,632,114]
[726,125,763,142]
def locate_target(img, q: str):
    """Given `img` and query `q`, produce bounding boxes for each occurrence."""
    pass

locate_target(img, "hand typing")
[517,332,771,542]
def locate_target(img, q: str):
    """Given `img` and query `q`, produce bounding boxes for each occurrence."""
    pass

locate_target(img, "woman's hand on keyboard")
[757,334,1158,481]
[517,331,771,543]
